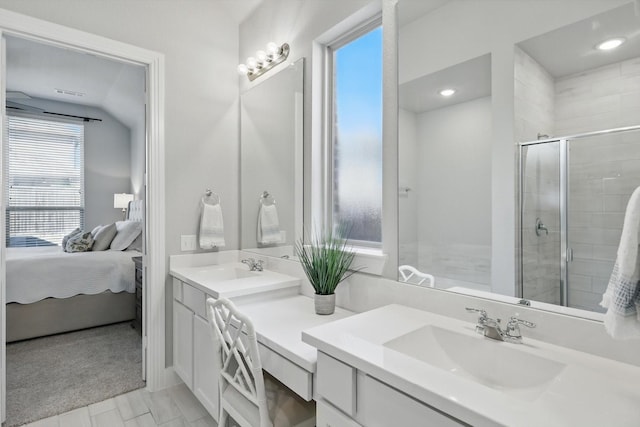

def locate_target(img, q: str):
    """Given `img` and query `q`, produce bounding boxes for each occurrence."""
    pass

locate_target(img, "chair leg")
[220,410,229,427]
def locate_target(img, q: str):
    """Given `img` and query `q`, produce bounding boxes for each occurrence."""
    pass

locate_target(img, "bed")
[6,200,144,342]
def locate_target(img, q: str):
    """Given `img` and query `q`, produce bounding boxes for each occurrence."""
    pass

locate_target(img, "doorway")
[2,34,146,426]
[0,10,167,424]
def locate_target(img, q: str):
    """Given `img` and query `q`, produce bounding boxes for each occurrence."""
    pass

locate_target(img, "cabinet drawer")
[258,342,312,401]
[173,278,183,302]
[317,399,362,427]
[183,284,206,318]
[317,352,356,416]
[359,375,465,427]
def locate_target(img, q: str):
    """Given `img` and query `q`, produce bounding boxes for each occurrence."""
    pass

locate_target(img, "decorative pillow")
[91,225,102,236]
[126,233,143,251]
[62,228,82,249]
[92,223,118,251]
[110,221,143,251]
[65,231,94,253]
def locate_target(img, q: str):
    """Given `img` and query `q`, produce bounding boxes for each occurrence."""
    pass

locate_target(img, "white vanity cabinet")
[172,278,220,422]
[315,351,467,427]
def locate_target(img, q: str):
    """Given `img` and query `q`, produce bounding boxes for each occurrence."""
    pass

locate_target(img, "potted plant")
[295,226,359,315]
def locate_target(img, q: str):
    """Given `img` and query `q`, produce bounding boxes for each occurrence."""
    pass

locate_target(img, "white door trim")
[0,9,174,420]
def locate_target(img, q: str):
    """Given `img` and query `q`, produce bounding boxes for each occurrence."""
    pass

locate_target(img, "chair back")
[398,264,435,287]
[206,297,270,426]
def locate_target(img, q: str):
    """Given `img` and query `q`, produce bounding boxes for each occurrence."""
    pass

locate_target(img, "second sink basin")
[189,265,258,281]
[384,325,566,400]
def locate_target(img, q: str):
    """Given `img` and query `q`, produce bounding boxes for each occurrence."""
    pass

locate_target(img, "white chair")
[398,265,435,287]
[206,297,315,427]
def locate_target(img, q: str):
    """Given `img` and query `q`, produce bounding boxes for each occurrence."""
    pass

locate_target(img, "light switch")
[181,235,197,251]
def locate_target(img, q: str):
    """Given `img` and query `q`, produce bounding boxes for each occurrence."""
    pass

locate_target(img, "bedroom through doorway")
[3,34,148,426]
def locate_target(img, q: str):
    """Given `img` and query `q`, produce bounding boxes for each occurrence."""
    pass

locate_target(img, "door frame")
[0,8,173,421]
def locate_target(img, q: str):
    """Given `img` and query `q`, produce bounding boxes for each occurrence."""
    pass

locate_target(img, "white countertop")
[170,262,300,299]
[302,304,640,427]
[238,295,354,372]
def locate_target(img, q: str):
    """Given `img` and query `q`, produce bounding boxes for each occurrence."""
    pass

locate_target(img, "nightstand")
[132,256,143,335]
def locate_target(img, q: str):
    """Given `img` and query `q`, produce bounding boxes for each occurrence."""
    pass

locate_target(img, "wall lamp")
[237,42,290,82]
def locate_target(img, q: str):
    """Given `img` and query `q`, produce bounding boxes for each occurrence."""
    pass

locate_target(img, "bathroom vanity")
[303,304,640,427]
[169,254,352,422]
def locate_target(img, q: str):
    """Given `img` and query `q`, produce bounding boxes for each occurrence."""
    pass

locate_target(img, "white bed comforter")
[7,246,141,304]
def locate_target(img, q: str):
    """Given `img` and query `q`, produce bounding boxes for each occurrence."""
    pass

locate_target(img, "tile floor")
[22,384,217,427]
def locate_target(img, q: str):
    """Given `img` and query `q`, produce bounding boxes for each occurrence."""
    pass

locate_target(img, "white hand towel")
[199,202,225,249]
[257,204,282,244]
[601,185,640,339]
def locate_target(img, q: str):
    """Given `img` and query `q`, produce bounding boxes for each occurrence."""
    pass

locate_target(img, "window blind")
[6,116,85,247]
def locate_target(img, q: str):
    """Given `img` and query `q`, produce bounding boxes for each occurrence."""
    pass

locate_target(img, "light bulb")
[266,42,280,57]
[237,64,248,75]
[246,57,258,70]
[256,50,267,63]
[596,37,625,51]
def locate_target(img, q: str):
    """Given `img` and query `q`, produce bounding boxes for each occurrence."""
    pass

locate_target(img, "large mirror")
[397,0,640,315]
[240,58,304,256]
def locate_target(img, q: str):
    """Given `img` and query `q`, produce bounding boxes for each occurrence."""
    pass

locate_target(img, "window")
[6,116,84,247]
[329,24,382,247]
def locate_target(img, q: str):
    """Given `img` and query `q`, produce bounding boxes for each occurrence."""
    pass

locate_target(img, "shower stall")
[518,126,640,312]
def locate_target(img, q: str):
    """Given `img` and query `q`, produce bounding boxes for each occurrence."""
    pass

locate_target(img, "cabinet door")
[317,399,362,427]
[193,315,220,421]
[173,300,194,389]
[358,375,465,427]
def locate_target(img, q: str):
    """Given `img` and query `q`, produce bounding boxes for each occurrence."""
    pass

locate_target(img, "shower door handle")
[567,247,573,263]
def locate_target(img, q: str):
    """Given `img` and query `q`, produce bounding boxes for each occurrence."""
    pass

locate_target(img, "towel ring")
[260,191,276,206]
[203,189,220,205]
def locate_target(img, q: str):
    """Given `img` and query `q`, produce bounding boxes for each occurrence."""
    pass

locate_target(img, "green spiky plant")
[295,225,359,295]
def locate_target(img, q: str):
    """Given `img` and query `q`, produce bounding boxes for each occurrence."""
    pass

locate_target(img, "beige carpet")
[6,322,145,426]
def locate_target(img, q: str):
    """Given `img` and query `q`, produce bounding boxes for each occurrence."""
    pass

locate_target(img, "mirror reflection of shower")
[520,128,640,312]
[515,3,640,312]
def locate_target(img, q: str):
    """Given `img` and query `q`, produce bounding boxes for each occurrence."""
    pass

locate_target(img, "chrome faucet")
[241,258,264,271]
[466,307,535,344]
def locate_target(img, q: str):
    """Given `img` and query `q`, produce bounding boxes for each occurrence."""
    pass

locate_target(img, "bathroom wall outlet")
[181,235,197,251]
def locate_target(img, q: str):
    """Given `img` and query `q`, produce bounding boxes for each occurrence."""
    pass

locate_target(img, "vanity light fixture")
[596,37,626,51]
[238,42,290,82]
[439,88,456,97]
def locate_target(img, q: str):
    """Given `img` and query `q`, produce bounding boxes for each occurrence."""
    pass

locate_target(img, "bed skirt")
[6,291,136,343]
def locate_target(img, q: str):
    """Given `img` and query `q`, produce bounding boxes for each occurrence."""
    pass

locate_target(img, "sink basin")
[384,325,566,400]
[190,266,257,281]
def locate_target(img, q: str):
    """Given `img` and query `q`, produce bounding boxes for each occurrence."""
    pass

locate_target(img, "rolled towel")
[199,201,225,249]
[257,203,282,244]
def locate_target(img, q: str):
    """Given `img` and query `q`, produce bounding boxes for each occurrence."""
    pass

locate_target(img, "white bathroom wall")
[415,96,492,291]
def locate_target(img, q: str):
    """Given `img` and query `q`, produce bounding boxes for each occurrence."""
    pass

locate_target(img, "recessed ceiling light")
[596,37,626,51]
[439,88,456,97]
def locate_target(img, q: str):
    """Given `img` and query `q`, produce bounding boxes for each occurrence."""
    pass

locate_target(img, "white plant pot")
[314,293,336,315]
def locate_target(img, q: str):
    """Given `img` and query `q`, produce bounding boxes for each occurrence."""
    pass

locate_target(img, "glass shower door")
[566,128,640,312]
[520,140,562,305]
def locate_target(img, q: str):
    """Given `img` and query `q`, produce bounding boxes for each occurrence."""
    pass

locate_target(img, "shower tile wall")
[555,56,640,136]
[556,56,640,312]
[515,47,561,305]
